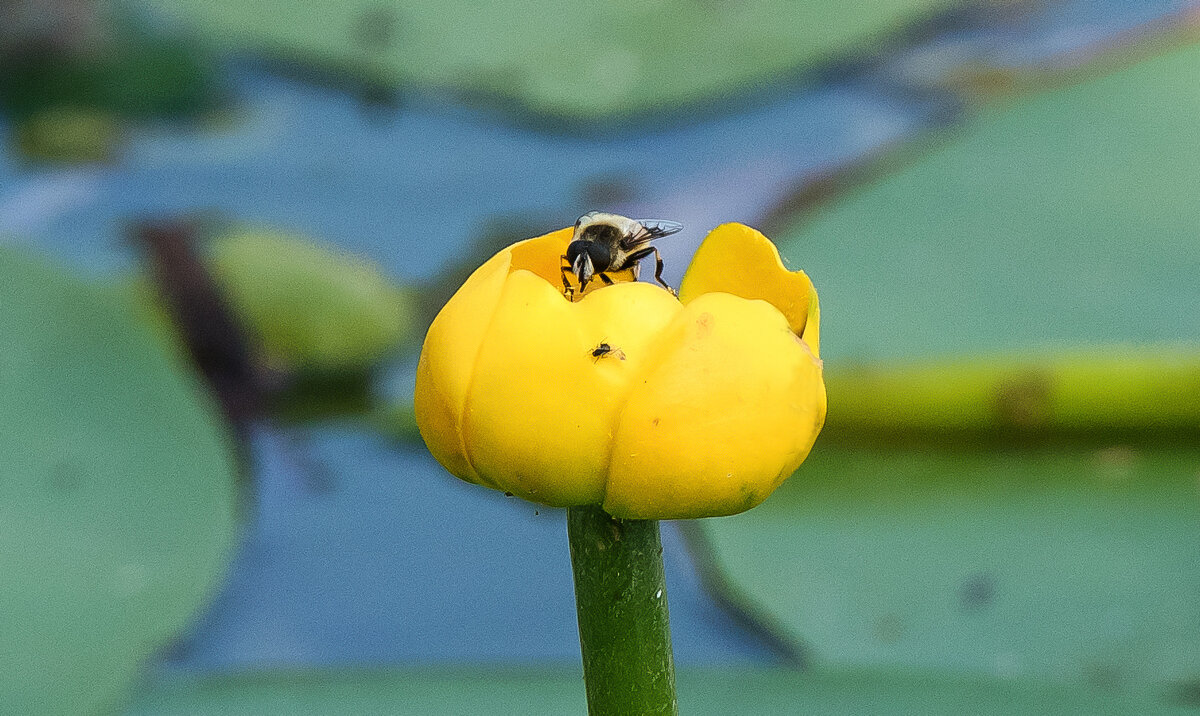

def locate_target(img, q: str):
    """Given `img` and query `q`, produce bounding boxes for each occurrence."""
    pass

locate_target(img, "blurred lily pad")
[207,230,416,374]
[0,247,239,714]
[143,0,968,120]
[125,666,1192,714]
[0,14,220,121]
[10,108,123,163]
[698,444,1200,692]
[774,38,1200,362]
[722,36,1200,697]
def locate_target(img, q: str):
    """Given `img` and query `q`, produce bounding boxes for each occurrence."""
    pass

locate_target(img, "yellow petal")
[679,223,820,356]
[415,227,579,487]
[508,228,573,287]
[463,273,680,506]
[604,292,826,519]
[803,280,820,359]
[415,242,514,488]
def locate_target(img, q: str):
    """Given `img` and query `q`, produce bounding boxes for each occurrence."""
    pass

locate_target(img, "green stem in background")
[568,505,678,716]
[822,348,1200,443]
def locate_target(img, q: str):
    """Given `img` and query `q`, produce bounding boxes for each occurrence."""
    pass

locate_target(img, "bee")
[590,342,626,362]
[561,211,683,300]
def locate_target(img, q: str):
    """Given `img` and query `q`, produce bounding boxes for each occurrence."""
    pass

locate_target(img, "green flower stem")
[568,505,678,716]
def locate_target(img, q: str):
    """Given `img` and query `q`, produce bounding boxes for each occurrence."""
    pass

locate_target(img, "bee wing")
[622,219,683,248]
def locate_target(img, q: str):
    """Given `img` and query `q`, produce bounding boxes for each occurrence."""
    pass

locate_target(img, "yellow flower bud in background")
[414,222,825,519]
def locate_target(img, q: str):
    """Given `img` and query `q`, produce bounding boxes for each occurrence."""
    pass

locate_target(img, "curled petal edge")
[679,222,820,357]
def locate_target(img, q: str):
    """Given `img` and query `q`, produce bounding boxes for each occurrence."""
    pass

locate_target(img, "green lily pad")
[142,0,965,120]
[10,108,123,163]
[124,666,1193,714]
[207,229,416,374]
[699,444,1200,692]
[724,38,1200,696]
[775,39,1200,363]
[0,246,239,715]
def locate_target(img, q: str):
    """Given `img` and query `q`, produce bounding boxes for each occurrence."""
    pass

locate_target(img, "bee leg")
[560,256,576,300]
[649,247,676,296]
[598,273,615,285]
[627,246,676,296]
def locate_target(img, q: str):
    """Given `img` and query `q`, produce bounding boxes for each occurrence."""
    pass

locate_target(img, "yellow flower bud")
[414,222,825,519]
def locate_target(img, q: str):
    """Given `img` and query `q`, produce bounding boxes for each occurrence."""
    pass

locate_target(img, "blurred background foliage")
[2,0,1199,713]
[137,0,967,121]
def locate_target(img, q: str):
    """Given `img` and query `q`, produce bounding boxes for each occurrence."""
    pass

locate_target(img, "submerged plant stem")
[568,504,678,715]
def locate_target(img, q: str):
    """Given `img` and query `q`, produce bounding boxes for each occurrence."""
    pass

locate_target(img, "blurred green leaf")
[372,398,422,444]
[125,666,1194,715]
[208,229,416,374]
[0,247,240,714]
[775,39,1200,362]
[0,24,220,121]
[10,108,123,163]
[141,0,967,120]
[699,444,1200,692]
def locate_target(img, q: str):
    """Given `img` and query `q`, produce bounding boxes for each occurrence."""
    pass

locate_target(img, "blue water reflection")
[168,424,776,668]
[0,66,930,284]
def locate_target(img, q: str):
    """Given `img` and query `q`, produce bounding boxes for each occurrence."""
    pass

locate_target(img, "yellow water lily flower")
[414,222,825,519]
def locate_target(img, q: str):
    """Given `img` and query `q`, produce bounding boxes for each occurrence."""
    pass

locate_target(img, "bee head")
[566,239,610,288]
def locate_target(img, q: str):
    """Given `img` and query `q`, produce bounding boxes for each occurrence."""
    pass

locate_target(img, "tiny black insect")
[590,342,626,362]
[561,211,683,300]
